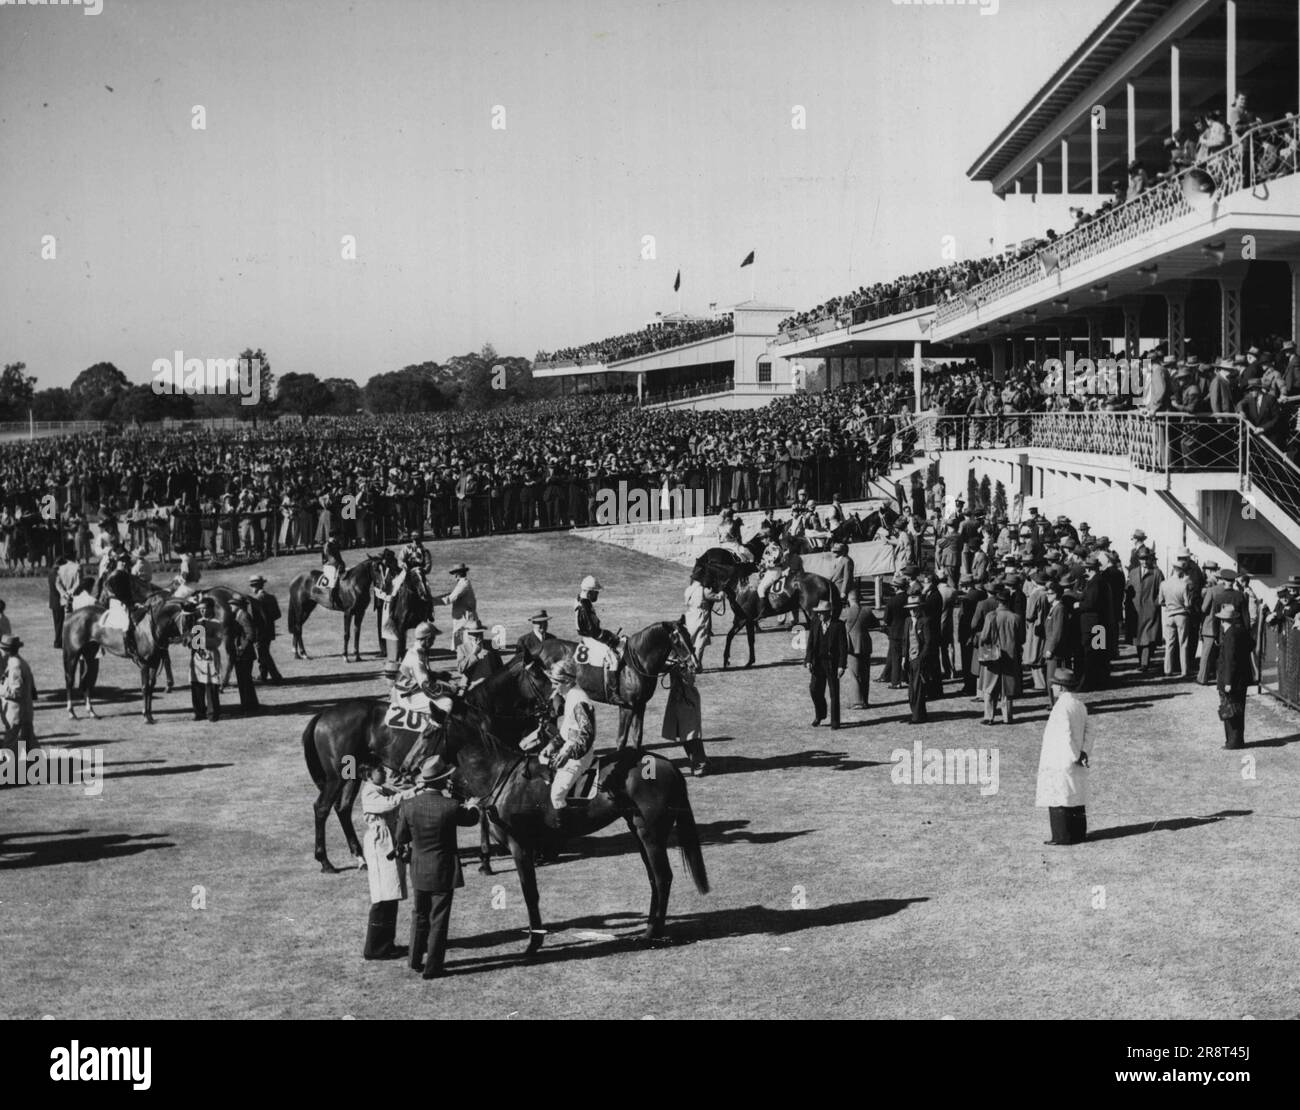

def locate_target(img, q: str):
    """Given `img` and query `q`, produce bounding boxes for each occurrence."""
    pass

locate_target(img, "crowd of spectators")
[535,314,734,366]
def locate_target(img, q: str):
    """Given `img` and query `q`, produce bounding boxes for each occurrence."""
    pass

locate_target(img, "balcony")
[934,117,1300,331]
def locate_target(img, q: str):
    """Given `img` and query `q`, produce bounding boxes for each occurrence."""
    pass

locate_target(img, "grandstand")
[533,301,801,409]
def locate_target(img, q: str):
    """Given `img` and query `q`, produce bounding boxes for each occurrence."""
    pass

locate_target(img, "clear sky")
[0,0,1113,389]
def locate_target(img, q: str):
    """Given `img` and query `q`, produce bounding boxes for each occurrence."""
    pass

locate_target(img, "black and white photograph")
[1,0,1297,1065]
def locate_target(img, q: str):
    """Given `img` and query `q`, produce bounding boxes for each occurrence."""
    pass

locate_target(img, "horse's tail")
[302,712,326,788]
[671,773,710,895]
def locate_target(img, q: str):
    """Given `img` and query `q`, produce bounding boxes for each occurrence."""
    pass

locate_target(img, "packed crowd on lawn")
[0,385,923,568]
[534,314,733,366]
[4,322,1300,571]
[779,92,1294,336]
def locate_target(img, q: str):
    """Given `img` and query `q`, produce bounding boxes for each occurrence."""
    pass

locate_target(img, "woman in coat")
[1216,602,1252,750]
[360,763,415,959]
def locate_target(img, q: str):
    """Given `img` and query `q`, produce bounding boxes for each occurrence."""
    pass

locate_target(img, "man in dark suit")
[904,592,935,724]
[1217,602,1253,749]
[396,760,480,980]
[1076,557,1110,691]
[918,571,944,699]
[1197,570,1232,685]
[882,578,909,689]
[805,599,847,729]
[956,575,986,696]
[514,610,555,660]
[455,622,504,683]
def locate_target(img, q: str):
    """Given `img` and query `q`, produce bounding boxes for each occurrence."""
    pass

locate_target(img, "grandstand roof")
[966,0,1221,189]
[730,299,796,312]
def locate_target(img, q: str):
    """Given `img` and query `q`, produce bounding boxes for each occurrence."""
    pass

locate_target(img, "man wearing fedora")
[1217,601,1253,750]
[805,599,847,730]
[432,563,478,648]
[248,575,283,683]
[0,633,37,756]
[1160,557,1193,678]
[514,610,555,661]
[395,758,480,980]
[455,621,502,684]
[1035,668,1092,845]
[903,589,935,724]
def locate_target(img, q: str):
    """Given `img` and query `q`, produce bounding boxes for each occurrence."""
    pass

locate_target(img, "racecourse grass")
[2,532,1298,1019]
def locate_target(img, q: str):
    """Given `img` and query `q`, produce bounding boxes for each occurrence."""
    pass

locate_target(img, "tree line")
[0,344,553,424]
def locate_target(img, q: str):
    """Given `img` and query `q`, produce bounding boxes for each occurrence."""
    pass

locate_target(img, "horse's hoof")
[144,717,156,725]
[524,931,546,957]
[478,862,494,875]
[356,860,367,872]
[745,660,755,669]
[88,711,99,720]
[165,686,174,694]
[319,861,338,874]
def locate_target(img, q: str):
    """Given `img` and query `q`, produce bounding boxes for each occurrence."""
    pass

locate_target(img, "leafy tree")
[362,364,445,413]
[321,377,362,414]
[31,387,74,421]
[70,362,129,419]
[978,474,991,513]
[276,372,332,415]
[966,471,980,511]
[0,362,37,421]
[993,480,1007,521]
[110,384,194,423]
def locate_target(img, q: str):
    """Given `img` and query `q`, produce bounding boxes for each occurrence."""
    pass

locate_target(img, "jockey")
[393,621,462,781]
[400,534,431,600]
[321,529,345,608]
[105,553,141,662]
[755,540,786,611]
[172,548,200,598]
[540,658,597,831]
[575,575,622,667]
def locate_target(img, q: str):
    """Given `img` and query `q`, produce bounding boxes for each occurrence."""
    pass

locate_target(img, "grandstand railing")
[935,116,1300,329]
[1243,422,1300,524]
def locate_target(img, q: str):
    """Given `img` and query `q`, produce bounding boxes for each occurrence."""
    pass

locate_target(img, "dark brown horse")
[286,556,384,662]
[303,654,554,873]
[62,591,192,723]
[533,620,698,749]
[439,706,710,953]
[693,547,836,668]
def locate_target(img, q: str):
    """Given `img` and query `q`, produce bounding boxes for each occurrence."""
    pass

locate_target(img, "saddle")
[103,600,131,632]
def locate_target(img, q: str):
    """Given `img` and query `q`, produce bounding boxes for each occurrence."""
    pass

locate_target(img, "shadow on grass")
[1248,732,1300,748]
[708,750,885,775]
[101,761,234,780]
[1087,809,1252,842]
[0,830,174,869]
[271,670,384,688]
[444,897,928,971]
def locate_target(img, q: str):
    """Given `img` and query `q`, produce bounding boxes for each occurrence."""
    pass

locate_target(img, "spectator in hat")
[827,541,854,614]
[1126,549,1164,674]
[226,594,259,713]
[188,596,222,722]
[956,574,987,696]
[977,589,1025,725]
[1076,557,1110,690]
[455,621,502,684]
[1196,567,1231,684]
[0,633,37,756]
[1024,571,1050,691]
[248,575,283,683]
[842,585,874,710]
[1042,579,1073,704]
[432,563,478,647]
[805,599,847,729]
[1217,602,1252,750]
[881,577,909,689]
[902,590,937,724]
[395,757,480,980]
[1035,668,1093,845]
[684,566,726,669]
[514,610,555,661]
[1160,559,1193,678]
[360,762,417,961]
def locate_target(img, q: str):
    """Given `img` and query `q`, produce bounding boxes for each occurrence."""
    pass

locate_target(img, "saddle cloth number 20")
[385,705,428,732]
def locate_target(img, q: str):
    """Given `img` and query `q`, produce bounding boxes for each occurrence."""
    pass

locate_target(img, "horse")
[286,555,385,662]
[302,654,555,874]
[440,706,709,953]
[831,504,897,544]
[375,561,433,671]
[692,547,836,668]
[533,620,698,749]
[62,591,192,723]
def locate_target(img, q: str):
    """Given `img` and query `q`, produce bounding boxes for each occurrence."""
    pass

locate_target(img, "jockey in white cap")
[575,575,623,668]
[540,657,597,830]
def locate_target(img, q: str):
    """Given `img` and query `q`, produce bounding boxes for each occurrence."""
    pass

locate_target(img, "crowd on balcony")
[534,314,734,366]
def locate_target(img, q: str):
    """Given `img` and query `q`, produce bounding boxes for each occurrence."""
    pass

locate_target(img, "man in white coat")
[432,562,478,648]
[1035,667,1093,845]
[360,763,417,960]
